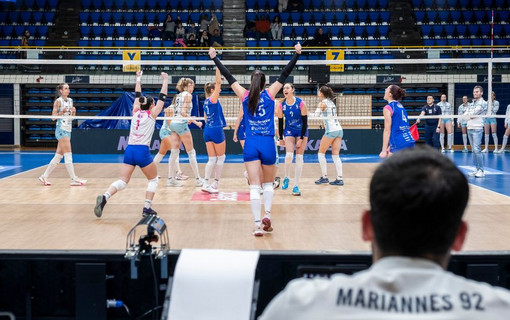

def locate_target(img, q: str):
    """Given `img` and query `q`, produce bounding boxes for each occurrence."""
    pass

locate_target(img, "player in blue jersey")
[314,86,344,186]
[38,83,87,186]
[201,68,227,194]
[380,84,415,158]
[209,43,301,236]
[276,83,308,196]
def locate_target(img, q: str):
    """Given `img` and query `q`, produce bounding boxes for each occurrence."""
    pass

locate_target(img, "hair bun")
[139,96,147,105]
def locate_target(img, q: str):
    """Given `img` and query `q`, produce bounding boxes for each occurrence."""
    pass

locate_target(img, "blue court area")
[1,151,510,196]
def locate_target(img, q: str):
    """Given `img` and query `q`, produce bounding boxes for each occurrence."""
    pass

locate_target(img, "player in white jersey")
[482,91,499,153]
[314,86,344,186]
[167,77,203,187]
[94,71,167,218]
[38,83,87,186]
[437,94,454,152]
[153,104,189,184]
[260,147,510,320]
[495,103,510,153]
[457,96,470,152]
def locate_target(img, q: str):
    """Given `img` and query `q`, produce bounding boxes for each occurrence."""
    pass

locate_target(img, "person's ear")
[362,210,374,242]
[451,221,468,251]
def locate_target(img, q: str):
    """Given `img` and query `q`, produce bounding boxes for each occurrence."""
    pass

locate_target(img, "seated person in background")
[287,0,304,11]
[255,14,272,41]
[271,16,283,40]
[186,33,198,47]
[20,29,30,59]
[175,21,186,39]
[260,146,510,319]
[186,22,198,40]
[199,14,210,33]
[198,30,209,47]
[209,28,224,47]
[313,27,331,46]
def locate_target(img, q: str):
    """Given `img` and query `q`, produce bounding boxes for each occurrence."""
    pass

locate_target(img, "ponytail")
[248,70,266,115]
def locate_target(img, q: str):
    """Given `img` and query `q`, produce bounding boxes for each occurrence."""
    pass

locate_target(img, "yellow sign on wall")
[326,49,344,72]
[122,50,141,72]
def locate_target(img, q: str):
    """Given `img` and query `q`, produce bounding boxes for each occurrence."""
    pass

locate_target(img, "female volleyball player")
[153,104,189,185]
[167,77,203,187]
[276,83,308,196]
[495,102,510,153]
[209,43,301,236]
[314,86,344,186]
[379,84,415,158]
[483,91,499,153]
[201,68,227,194]
[457,96,470,152]
[38,83,87,186]
[94,71,167,218]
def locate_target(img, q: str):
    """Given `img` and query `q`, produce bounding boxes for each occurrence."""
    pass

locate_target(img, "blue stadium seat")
[246,0,256,9]
[411,0,421,7]
[91,0,102,9]
[378,25,389,37]
[123,12,134,23]
[479,24,490,35]
[380,11,390,22]
[447,38,459,45]
[474,10,486,22]
[450,11,461,23]
[438,11,449,22]
[15,26,25,37]
[432,25,444,37]
[471,0,482,8]
[459,38,471,46]
[102,12,112,23]
[358,12,368,24]
[20,11,31,23]
[468,24,479,36]
[89,12,100,23]
[444,25,455,37]
[462,11,473,22]
[378,0,388,7]
[133,12,144,24]
[291,12,301,23]
[212,0,222,9]
[499,10,509,22]
[346,12,357,23]
[79,12,88,23]
[426,11,437,23]
[369,12,380,23]
[421,25,431,36]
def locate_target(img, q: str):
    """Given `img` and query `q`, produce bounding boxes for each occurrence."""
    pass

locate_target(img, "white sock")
[249,185,262,224]
[262,182,274,214]
[462,133,468,149]
[104,192,111,200]
[187,149,201,179]
[492,133,499,150]
[215,154,225,181]
[332,154,343,180]
[43,153,63,178]
[153,152,164,165]
[318,153,327,178]
[176,154,182,173]
[294,154,304,187]
[169,149,179,179]
[447,133,453,149]
[204,156,217,183]
[485,134,490,149]
[64,152,76,180]
[440,133,445,149]
[501,135,508,150]
[144,199,151,209]
[284,152,293,178]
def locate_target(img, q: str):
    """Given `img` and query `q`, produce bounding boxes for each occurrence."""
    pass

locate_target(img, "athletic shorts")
[484,118,497,125]
[324,129,343,139]
[55,127,71,140]
[237,125,246,141]
[244,135,277,165]
[159,127,172,140]
[284,128,309,138]
[390,142,415,154]
[460,123,467,127]
[170,121,190,136]
[123,145,153,168]
[442,118,452,124]
[203,126,225,144]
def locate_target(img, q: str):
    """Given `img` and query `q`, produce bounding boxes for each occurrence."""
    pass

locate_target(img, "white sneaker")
[253,225,264,237]
[468,171,477,177]
[166,178,183,187]
[481,148,488,153]
[494,149,502,154]
[441,148,445,153]
[38,176,51,186]
[70,177,87,186]
[176,171,189,180]
[475,170,485,178]
[195,178,204,187]
[212,179,219,190]
[201,184,219,194]
[462,148,469,153]
[447,148,454,153]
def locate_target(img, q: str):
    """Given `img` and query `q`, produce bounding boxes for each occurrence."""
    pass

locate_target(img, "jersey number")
[401,111,407,123]
[257,104,266,117]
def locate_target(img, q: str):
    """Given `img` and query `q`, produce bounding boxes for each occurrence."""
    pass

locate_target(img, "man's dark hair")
[369,146,469,257]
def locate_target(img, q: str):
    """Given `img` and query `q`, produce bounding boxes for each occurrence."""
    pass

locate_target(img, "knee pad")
[262,182,273,194]
[64,152,73,164]
[285,152,293,162]
[249,185,261,200]
[51,153,63,165]
[188,149,196,160]
[216,154,226,165]
[147,177,159,193]
[111,179,127,191]
[295,154,304,164]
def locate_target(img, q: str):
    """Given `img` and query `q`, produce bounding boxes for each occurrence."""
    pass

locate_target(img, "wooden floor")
[1,162,510,252]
